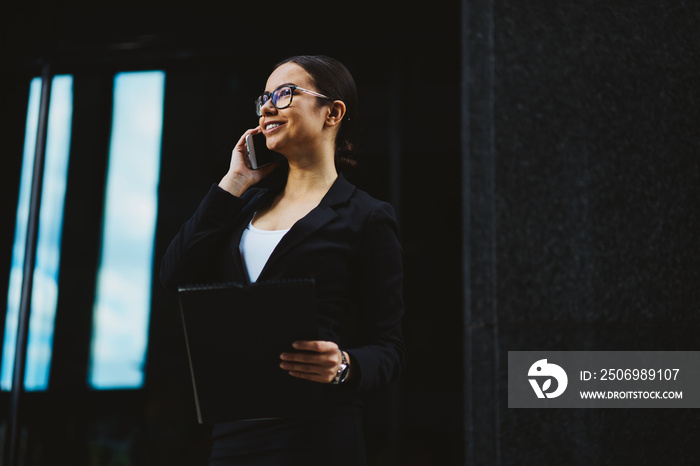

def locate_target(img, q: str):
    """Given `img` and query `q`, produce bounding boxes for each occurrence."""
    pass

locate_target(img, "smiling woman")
[161,55,405,466]
[258,55,358,172]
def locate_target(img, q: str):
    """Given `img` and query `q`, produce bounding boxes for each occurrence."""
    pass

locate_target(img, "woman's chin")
[267,141,286,155]
[264,136,279,151]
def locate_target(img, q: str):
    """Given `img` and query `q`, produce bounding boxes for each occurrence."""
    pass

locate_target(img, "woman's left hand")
[280,341,350,384]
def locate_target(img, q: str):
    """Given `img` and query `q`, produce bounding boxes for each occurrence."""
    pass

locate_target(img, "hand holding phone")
[246,132,283,169]
[219,129,280,196]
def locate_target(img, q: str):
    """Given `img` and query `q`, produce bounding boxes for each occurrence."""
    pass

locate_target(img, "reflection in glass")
[1,75,74,391]
[89,71,165,389]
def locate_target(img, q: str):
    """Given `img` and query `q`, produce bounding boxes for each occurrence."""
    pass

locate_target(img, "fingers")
[281,364,337,384]
[279,357,336,383]
[281,350,336,365]
[219,127,269,196]
[232,127,261,167]
[291,340,338,353]
[235,126,261,150]
[280,340,342,384]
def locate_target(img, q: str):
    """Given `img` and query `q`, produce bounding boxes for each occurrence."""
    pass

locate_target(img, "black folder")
[178,279,323,423]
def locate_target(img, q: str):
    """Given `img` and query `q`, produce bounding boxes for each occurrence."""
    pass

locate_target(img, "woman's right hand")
[218,127,279,197]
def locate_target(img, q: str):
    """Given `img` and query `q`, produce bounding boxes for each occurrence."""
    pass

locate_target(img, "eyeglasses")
[255,84,331,116]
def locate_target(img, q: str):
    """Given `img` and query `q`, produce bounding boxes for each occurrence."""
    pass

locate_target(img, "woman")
[160,55,405,465]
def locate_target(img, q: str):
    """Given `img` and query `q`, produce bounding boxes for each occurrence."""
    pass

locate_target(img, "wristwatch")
[332,350,350,384]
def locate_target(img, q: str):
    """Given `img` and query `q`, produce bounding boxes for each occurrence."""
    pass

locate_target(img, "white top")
[239,220,289,283]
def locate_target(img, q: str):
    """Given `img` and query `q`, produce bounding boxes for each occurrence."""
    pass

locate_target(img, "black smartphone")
[245,132,282,169]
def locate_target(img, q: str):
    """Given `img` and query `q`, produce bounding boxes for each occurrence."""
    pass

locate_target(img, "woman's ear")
[326,100,347,127]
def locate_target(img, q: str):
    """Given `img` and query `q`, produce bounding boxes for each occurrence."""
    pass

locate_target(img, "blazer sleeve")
[160,184,249,292]
[346,201,407,392]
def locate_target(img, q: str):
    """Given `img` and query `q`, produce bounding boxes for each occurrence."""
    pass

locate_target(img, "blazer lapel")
[257,174,355,280]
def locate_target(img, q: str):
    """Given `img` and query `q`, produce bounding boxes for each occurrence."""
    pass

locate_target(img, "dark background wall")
[464,0,700,465]
[0,0,698,465]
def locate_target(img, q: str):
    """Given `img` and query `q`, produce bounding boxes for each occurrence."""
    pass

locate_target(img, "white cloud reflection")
[3,71,164,392]
[2,75,73,391]
[89,71,164,389]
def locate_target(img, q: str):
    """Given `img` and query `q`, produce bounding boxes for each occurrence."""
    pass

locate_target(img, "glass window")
[1,75,74,391]
[88,71,165,389]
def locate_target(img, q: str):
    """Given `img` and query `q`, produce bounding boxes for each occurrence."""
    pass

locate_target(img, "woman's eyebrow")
[264,82,296,93]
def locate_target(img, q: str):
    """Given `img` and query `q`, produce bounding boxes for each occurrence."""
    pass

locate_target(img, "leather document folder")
[178,279,322,423]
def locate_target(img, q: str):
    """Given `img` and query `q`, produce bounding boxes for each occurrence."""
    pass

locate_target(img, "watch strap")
[332,350,349,384]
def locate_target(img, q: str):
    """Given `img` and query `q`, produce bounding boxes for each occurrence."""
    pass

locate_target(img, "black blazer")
[160,174,406,395]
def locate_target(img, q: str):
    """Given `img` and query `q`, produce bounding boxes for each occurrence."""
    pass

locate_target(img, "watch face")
[338,364,349,383]
[333,363,349,384]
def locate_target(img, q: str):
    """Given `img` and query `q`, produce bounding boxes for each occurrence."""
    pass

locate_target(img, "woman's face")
[258,62,331,157]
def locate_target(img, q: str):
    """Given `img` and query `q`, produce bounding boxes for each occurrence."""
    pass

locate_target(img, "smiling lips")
[264,121,285,133]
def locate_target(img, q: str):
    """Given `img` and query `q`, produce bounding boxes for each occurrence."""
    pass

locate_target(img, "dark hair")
[276,55,358,171]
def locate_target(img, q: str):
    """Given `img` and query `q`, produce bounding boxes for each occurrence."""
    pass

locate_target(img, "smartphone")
[245,132,282,169]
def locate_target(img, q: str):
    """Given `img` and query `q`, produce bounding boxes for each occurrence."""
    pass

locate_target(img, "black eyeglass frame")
[255,84,332,116]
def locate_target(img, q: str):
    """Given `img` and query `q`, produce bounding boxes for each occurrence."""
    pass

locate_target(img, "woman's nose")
[261,98,277,115]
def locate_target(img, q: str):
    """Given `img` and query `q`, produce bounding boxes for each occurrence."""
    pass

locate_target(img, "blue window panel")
[2,75,74,391]
[89,71,165,389]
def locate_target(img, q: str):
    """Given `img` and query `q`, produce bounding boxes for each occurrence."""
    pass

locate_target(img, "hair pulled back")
[276,55,358,171]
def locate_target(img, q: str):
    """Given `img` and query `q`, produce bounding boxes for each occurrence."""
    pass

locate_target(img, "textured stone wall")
[464,1,700,464]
